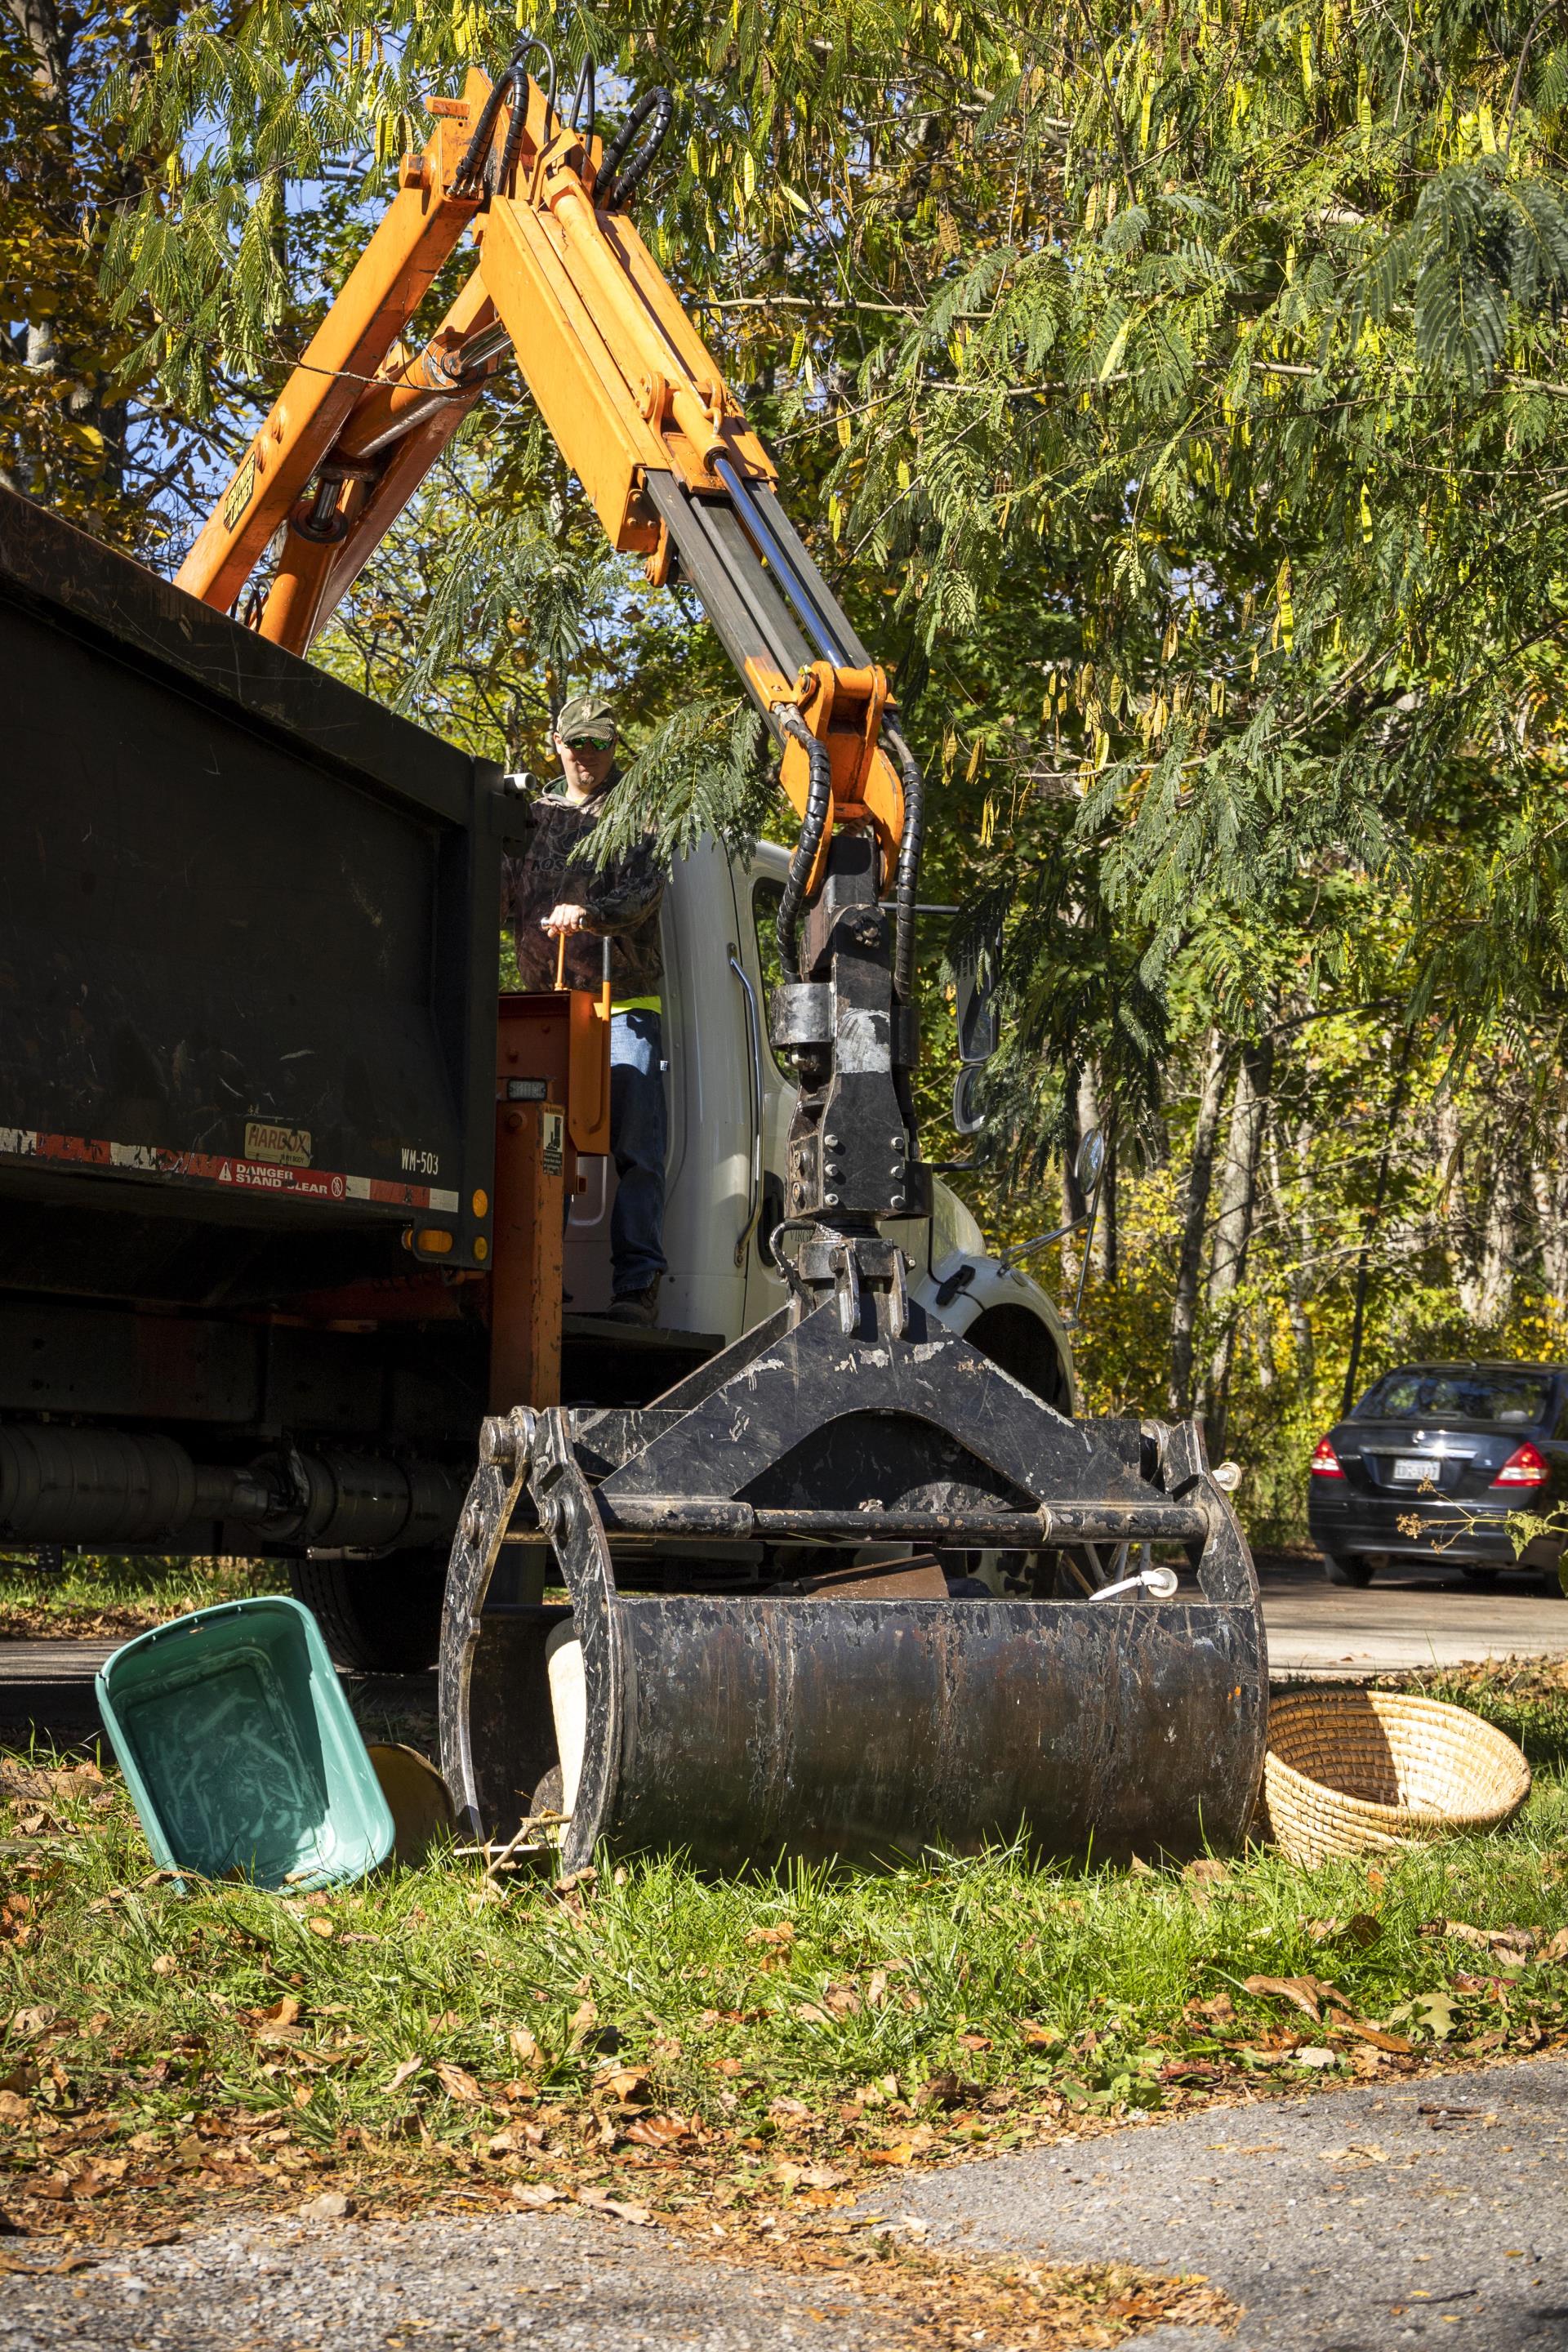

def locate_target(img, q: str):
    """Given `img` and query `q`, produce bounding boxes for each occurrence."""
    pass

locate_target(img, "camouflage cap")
[555,692,619,743]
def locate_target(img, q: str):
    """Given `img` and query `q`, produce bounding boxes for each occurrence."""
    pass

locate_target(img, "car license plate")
[1392,1456,1437,1483]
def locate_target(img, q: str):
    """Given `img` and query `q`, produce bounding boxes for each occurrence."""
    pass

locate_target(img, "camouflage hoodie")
[500,769,665,997]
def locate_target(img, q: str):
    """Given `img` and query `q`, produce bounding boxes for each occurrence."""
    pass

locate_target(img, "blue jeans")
[610,1009,667,1295]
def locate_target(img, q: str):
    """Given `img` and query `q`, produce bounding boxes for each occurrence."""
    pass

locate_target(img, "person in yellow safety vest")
[501,693,668,1325]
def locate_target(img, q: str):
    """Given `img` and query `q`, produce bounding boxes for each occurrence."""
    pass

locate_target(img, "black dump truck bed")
[0,486,500,1300]
[0,491,507,1521]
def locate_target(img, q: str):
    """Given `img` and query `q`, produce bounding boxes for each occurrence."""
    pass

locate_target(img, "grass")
[0,1555,285,1639]
[2,1663,1567,2267]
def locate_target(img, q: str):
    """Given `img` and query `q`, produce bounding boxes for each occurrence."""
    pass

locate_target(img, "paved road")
[873,2052,1568,2351]
[1258,1550,1568,1677]
[3,2057,1564,2349]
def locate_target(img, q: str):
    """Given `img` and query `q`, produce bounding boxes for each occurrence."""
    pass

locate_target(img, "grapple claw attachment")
[439,1294,1268,1873]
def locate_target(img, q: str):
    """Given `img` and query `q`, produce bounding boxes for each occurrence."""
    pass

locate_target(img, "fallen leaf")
[305,1916,336,1941]
[261,1995,304,2029]
[1308,1913,1383,1950]
[577,2185,653,2225]
[1244,1974,1342,2023]
[510,2182,561,2208]
[1341,2021,1414,2054]
[746,1922,796,1948]
[776,2159,845,2190]
[0,2091,31,2128]
[862,2141,916,2167]
[1430,1918,1534,1955]
[1190,1993,1235,2024]
[300,2191,354,2221]
[1539,1927,1568,1965]
[385,2059,423,2095]
[793,2004,833,2026]
[956,2032,991,2052]
[1020,2022,1061,2048]
[595,2065,649,2104]
[150,1954,178,1979]
[433,2062,483,2104]
[768,2096,811,2122]
[921,2069,981,2109]
[622,2110,693,2149]
[508,2026,543,2067]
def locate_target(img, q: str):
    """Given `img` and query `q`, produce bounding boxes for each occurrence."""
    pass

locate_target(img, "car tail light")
[1490,1440,1549,1489]
[1310,1436,1345,1479]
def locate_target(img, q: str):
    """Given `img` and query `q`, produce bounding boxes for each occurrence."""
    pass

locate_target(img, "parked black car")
[1307,1361,1568,1588]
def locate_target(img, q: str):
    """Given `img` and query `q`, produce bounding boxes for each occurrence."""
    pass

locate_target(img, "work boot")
[604,1277,661,1328]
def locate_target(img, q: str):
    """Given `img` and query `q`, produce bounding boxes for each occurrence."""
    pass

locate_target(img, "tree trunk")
[1168,1027,1228,1416]
[1471,1135,1530,1327]
[1201,1033,1276,1454]
[1267,1115,1316,1389]
[1529,1108,1568,1303]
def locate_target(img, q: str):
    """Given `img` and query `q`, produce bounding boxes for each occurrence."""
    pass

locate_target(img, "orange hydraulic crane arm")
[178,47,922,974]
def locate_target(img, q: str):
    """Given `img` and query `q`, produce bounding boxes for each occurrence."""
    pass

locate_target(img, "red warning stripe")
[0,1126,460,1216]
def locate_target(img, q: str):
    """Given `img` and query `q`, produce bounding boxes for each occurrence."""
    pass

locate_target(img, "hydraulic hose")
[776,708,833,982]
[882,721,926,1007]
[599,87,675,210]
[453,38,557,198]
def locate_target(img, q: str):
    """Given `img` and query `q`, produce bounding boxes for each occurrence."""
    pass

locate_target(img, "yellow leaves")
[1275,558,1295,654]
[1298,23,1313,95]
[978,795,998,849]
[835,411,853,450]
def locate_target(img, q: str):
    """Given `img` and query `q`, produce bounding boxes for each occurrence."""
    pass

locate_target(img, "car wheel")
[1321,1552,1374,1588]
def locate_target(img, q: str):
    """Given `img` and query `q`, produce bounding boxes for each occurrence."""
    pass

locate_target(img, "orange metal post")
[489,1097,564,1411]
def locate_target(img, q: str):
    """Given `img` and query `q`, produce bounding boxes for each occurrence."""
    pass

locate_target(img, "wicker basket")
[1261,1688,1530,1865]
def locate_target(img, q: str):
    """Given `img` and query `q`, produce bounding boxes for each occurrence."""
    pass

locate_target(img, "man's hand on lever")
[543,902,592,936]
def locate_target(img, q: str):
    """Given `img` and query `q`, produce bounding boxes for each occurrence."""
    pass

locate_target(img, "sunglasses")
[564,730,616,751]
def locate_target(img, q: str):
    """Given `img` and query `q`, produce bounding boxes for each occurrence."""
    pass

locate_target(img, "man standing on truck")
[501,694,668,1326]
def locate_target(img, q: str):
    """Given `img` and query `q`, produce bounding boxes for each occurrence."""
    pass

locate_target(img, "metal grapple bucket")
[439,1290,1267,1873]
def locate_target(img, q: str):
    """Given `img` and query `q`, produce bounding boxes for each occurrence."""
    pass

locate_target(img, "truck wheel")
[289,1553,448,1673]
[1321,1552,1374,1588]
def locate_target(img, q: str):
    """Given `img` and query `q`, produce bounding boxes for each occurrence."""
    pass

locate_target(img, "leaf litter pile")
[2,1664,1566,2344]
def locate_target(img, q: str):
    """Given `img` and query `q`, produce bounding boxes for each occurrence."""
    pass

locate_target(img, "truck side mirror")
[952,932,1000,1066]
[1075,1125,1105,1193]
[951,1064,987,1136]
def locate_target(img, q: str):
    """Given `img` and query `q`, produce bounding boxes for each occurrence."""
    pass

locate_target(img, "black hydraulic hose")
[452,38,555,198]
[712,455,855,670]
[498,38,557,187]
[567,53,596,143]
[882,721,925,1007]
[599,86,675,209]
[776,708,833,982]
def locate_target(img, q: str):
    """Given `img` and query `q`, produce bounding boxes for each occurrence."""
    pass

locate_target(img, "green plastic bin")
[96,1597,395,1890]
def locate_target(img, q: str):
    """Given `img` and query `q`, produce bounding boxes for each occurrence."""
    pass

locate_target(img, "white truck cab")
[563,836,1077,1416]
